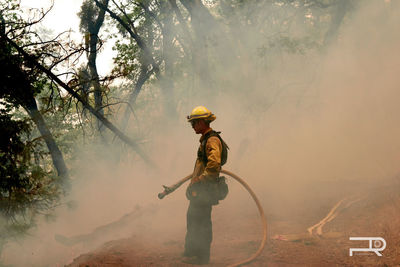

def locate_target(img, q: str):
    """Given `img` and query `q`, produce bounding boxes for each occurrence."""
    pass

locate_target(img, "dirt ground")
[66,178,400,267]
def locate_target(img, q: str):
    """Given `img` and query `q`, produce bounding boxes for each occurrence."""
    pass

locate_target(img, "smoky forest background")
[1,0,400,266]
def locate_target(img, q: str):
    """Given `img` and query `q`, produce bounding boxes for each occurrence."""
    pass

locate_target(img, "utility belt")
[186,176,228,205]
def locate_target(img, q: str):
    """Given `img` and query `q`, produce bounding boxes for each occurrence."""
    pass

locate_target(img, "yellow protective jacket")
[191,128,222,182]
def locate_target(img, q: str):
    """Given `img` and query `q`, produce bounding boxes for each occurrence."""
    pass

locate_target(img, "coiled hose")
[158,169,267,266]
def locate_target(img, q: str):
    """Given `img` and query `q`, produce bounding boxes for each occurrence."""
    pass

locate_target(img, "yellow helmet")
[187,106,216,122]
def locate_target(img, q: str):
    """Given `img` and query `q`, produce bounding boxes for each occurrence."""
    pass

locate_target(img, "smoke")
[2,1,400,266]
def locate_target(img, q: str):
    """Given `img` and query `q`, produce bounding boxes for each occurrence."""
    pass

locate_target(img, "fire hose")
[158,169,267,267]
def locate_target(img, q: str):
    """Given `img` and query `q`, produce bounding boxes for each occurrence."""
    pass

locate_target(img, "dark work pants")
[184,200,213,261]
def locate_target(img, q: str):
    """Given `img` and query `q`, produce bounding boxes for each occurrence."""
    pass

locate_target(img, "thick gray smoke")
[2,1,400,266]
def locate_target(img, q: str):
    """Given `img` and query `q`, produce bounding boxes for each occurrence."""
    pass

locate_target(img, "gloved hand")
[187,177,200,199]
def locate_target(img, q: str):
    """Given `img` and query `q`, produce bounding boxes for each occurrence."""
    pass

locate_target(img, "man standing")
[183,106,228,265]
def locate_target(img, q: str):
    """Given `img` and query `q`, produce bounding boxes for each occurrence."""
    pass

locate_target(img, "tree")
[0,2,63,249]
[0,3,69,183]
[94,0,179,121]
[78,0,110,133]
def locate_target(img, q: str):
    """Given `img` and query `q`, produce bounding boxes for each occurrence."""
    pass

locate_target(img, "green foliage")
[0,107,59,223]
[262,35,321,55]
[78,0,101,33]
[113,41,141,77]
[0,0,68,244]
[0,0,360,245]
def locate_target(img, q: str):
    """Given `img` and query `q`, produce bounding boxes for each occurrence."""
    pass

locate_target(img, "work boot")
[181,256,209,265]
[182,250,194,257]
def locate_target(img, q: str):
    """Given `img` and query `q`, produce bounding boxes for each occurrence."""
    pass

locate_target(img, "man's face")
[191,119,207,134]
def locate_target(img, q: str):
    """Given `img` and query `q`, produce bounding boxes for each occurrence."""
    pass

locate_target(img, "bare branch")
[3,33,157,168]
[94,0,159,72]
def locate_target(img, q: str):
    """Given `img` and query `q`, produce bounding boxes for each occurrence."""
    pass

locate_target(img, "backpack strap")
[197,130,229,166]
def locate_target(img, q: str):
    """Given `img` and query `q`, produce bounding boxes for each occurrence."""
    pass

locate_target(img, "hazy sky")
[20,0,114,75]
[20,0,82,37]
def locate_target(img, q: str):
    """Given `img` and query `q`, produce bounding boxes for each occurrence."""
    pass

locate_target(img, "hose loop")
[159,169,267,266]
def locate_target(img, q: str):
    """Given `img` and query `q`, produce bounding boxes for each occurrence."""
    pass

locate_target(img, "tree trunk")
[323,0,349,47]
[87,0,109,132]
[179,0,212,90]
[159,1,177,118]
[120,64,151,132]
[95,0,177,119]
[24,95,69,183]
[4,35,156,168]
[88,34,104,131]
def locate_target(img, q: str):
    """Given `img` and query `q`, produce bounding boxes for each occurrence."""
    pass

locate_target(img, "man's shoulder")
[206,135,222,147]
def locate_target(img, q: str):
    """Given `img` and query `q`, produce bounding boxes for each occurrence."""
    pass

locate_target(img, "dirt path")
[66,182,400,267]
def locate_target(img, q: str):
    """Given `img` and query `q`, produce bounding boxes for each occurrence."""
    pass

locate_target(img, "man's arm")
[200,136,222,181]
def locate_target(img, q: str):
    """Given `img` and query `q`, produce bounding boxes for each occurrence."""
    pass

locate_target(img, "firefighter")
[182,106,228,265]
